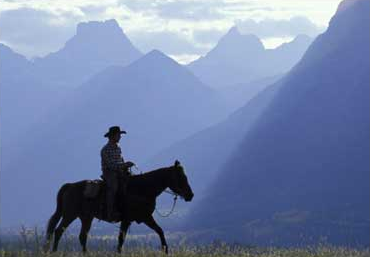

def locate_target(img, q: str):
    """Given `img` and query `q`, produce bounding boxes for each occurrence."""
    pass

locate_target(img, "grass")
[0,246,369,257]
[0,227,368,257]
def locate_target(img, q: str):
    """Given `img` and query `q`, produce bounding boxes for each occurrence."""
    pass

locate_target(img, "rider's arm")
[101,147,126,172]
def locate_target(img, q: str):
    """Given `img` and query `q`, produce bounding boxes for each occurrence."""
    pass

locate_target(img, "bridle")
[131,165,180,218]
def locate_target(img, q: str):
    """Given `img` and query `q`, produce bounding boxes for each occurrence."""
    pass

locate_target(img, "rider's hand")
[126,161,135,168]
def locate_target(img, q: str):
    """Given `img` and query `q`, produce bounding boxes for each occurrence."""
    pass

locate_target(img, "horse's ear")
[174,160,180,167]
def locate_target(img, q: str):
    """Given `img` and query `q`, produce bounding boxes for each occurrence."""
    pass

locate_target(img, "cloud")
[0,8,78,57]
[168,54,199,65]
[0,1,339,61]
[192,28,226,45]
[129,30,207,55]
[118,0,225,21]
[235,16,325,38]
[153,1,225,21]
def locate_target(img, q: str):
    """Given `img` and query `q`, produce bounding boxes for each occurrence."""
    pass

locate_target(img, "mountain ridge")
[188,0,369,246]
[188,28,312,88]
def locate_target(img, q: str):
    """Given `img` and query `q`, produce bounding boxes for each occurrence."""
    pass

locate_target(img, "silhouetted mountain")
[188,0,369,246]
[0,43,31,75]
[217,75,282,111]
[0,20,143,148]
[146,79,283,198]
[188,27,312,88]
[0,20,143,207]
[0,44,68,147]
[265,34,312,75]
[0,50,229,226]
[32,19,142,87]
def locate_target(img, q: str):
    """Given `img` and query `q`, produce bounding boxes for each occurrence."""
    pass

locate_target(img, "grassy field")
[0,246,369,257]
[0,228,368,257]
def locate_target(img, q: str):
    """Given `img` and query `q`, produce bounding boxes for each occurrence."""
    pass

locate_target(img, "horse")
[44,160,194,254]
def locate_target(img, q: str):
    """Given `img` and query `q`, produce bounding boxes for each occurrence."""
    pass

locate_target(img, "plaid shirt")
[101,142,126,176]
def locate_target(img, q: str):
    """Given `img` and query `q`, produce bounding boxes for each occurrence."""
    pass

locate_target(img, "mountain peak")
[223,26,261,43]
[226,26,241,37]
[218,26,264,51]
[132,49,179,69]
[146,49,168,59]
[33,19,142,86]
[76,19,123,37]
[61,19,139,52]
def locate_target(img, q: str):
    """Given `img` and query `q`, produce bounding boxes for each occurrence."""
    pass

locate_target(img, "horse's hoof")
[162,245,168,254]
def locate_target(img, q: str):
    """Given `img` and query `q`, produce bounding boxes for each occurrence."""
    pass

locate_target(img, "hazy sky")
[0,0,342,63]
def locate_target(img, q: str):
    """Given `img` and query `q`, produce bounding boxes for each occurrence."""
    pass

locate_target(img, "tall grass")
[0,246,369,257]
[0,228,368,257]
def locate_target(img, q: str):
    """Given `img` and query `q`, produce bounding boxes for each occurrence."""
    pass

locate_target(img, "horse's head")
[168,160,194,202]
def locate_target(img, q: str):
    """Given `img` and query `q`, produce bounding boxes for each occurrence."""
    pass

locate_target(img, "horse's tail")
[46,183,70,240]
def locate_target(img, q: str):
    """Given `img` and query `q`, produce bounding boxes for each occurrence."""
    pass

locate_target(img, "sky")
[0,0,342,64]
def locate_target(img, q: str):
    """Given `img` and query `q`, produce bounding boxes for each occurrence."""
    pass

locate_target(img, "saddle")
[83,179,104,198]
[83,173,129,199]
[83,177,128,221]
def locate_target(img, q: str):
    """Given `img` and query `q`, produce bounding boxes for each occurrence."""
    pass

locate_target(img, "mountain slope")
[188,0,370,246]
[0,43,31,75]
[0,44,68,145]
[146,79,283,198]
[0,50,229,226]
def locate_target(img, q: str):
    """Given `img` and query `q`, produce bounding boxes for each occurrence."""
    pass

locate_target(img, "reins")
[131,165,143,175]
[131,165,179,218]
[155,190,178,218]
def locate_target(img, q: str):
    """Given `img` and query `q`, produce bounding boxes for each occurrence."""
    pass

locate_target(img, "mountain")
[0,44,68,147]
[145,79,283,198]
[216,75,282,111]
[32,19,142,87]
[265,34,312,75]
[187,0,369,246]
[188,27,265,88]
[188,28,312,88]
[0,43,31,75]
[0,50,229,226]
[0,19,143,145]
[0,20,144,205]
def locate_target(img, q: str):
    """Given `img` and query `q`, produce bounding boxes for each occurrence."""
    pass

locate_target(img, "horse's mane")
[127,166,175,196]
[130,166,171,180]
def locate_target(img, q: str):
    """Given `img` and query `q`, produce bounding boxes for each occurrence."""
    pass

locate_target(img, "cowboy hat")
[104,126,127,138]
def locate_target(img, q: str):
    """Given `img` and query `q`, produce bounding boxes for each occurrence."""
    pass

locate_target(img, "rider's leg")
[106,175,119,221]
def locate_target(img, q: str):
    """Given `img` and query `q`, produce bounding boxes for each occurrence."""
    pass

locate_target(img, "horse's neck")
[153,168,171,197]
[135,167,171,198]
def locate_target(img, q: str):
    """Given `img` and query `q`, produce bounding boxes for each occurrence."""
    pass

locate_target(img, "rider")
[101,126,134,221]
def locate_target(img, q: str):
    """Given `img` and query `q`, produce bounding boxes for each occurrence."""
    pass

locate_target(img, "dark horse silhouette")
[45,160,194,254]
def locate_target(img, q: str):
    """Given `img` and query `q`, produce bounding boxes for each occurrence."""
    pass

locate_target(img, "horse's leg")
[117,220,131,253]
[144,216,168,254]
[52,216,75,252]
[79,216,93,253]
